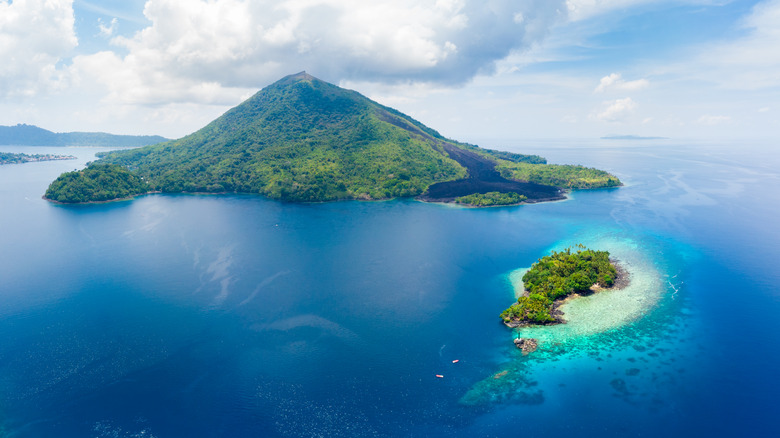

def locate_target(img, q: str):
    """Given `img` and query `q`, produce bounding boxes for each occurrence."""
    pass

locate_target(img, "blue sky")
[1,0,778,142]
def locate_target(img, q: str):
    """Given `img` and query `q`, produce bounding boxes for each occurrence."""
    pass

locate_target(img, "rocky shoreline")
[418,143,565,205]
[513,337,539,355]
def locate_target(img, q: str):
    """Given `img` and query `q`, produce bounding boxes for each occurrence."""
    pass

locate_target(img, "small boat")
[435,374,444,378]
[452,359,459,363]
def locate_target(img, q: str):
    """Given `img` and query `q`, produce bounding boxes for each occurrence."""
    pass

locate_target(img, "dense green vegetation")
[43,72,621,203]
[455,191,527,206]
[497,162,622,189]
[483,149,546,164]
[98,72,466,202]
[500,245,617,325]
[0,152,75,165]
[44,163,150,203]
[0,124,167,147]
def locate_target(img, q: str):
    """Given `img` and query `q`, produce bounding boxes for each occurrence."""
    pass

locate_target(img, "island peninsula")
[44,72,621,205]
[0,152,76,165]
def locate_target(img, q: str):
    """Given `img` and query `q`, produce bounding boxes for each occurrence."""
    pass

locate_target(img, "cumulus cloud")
[98,17,118,38]
[68,0,569,106]
[594,97,637,122]
[594,73,649,93]
[0,0,77,98]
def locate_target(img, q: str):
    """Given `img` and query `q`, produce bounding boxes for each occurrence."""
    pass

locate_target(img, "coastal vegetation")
[44,163,150,203]
[455,191,527,206]
[497,162,622,189]
[463,145,546,165]
[0,152,76,165]
[500,245,617,325]
[43,72,621,204]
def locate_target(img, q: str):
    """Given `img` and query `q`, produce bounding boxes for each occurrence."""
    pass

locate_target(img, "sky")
[1,0,778,143]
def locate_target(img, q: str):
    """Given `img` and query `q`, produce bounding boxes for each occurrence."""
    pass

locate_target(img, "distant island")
[44,72,621,205]
[0,124,168,147]
[0,152,76,165]
[501,245,626,353]
[601,135,668,140]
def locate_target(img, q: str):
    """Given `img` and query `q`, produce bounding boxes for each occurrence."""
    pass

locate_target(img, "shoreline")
[42,191,160,205]
[504,258,631,329]
[550,258,631,324]
[416,191,570,208]
[42,188,575,207]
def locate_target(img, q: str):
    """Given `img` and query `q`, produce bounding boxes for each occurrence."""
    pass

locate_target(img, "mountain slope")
[99,72,475,201]
[44,72,620,204]
[0,124,167,147]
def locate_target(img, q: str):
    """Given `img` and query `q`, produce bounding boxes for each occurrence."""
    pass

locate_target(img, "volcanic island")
[43,72,621,206]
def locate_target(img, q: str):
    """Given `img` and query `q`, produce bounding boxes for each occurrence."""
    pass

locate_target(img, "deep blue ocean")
[0,140,778,437]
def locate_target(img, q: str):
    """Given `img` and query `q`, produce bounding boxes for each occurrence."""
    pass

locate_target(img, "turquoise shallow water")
[0,140,778,436]
[507,234,665,342]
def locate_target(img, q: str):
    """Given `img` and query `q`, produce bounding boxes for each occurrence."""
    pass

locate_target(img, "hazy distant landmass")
[601,135,668,140]
[44,72,621,204]
[0,124,168,147]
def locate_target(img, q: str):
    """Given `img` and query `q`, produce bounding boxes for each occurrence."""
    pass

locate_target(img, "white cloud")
[5,0,771,141]
[594,73,649,93]
[98,17,118,38]
[0,0,77,98]
[338,79,453,108]
[692,0,780,90]
[696,115,731,125]
[67,0,570,106]
[69,50,246,106]
[594,97,637,122]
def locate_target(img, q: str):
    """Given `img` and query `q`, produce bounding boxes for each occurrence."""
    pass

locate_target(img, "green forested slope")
[497,162,622,189]
[101,72,467,201]
[44,163,150,203]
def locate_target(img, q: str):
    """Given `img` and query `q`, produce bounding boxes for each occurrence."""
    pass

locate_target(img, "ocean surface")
[0,140,778,437]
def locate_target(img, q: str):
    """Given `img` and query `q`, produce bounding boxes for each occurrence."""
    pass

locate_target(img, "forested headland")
[44,163,150,203]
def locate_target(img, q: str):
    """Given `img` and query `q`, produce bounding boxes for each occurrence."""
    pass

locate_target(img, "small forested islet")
[501,245,619,325]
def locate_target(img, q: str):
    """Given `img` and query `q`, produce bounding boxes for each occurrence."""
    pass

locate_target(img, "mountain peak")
[273,70,320,88]
[290,71,314,80]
